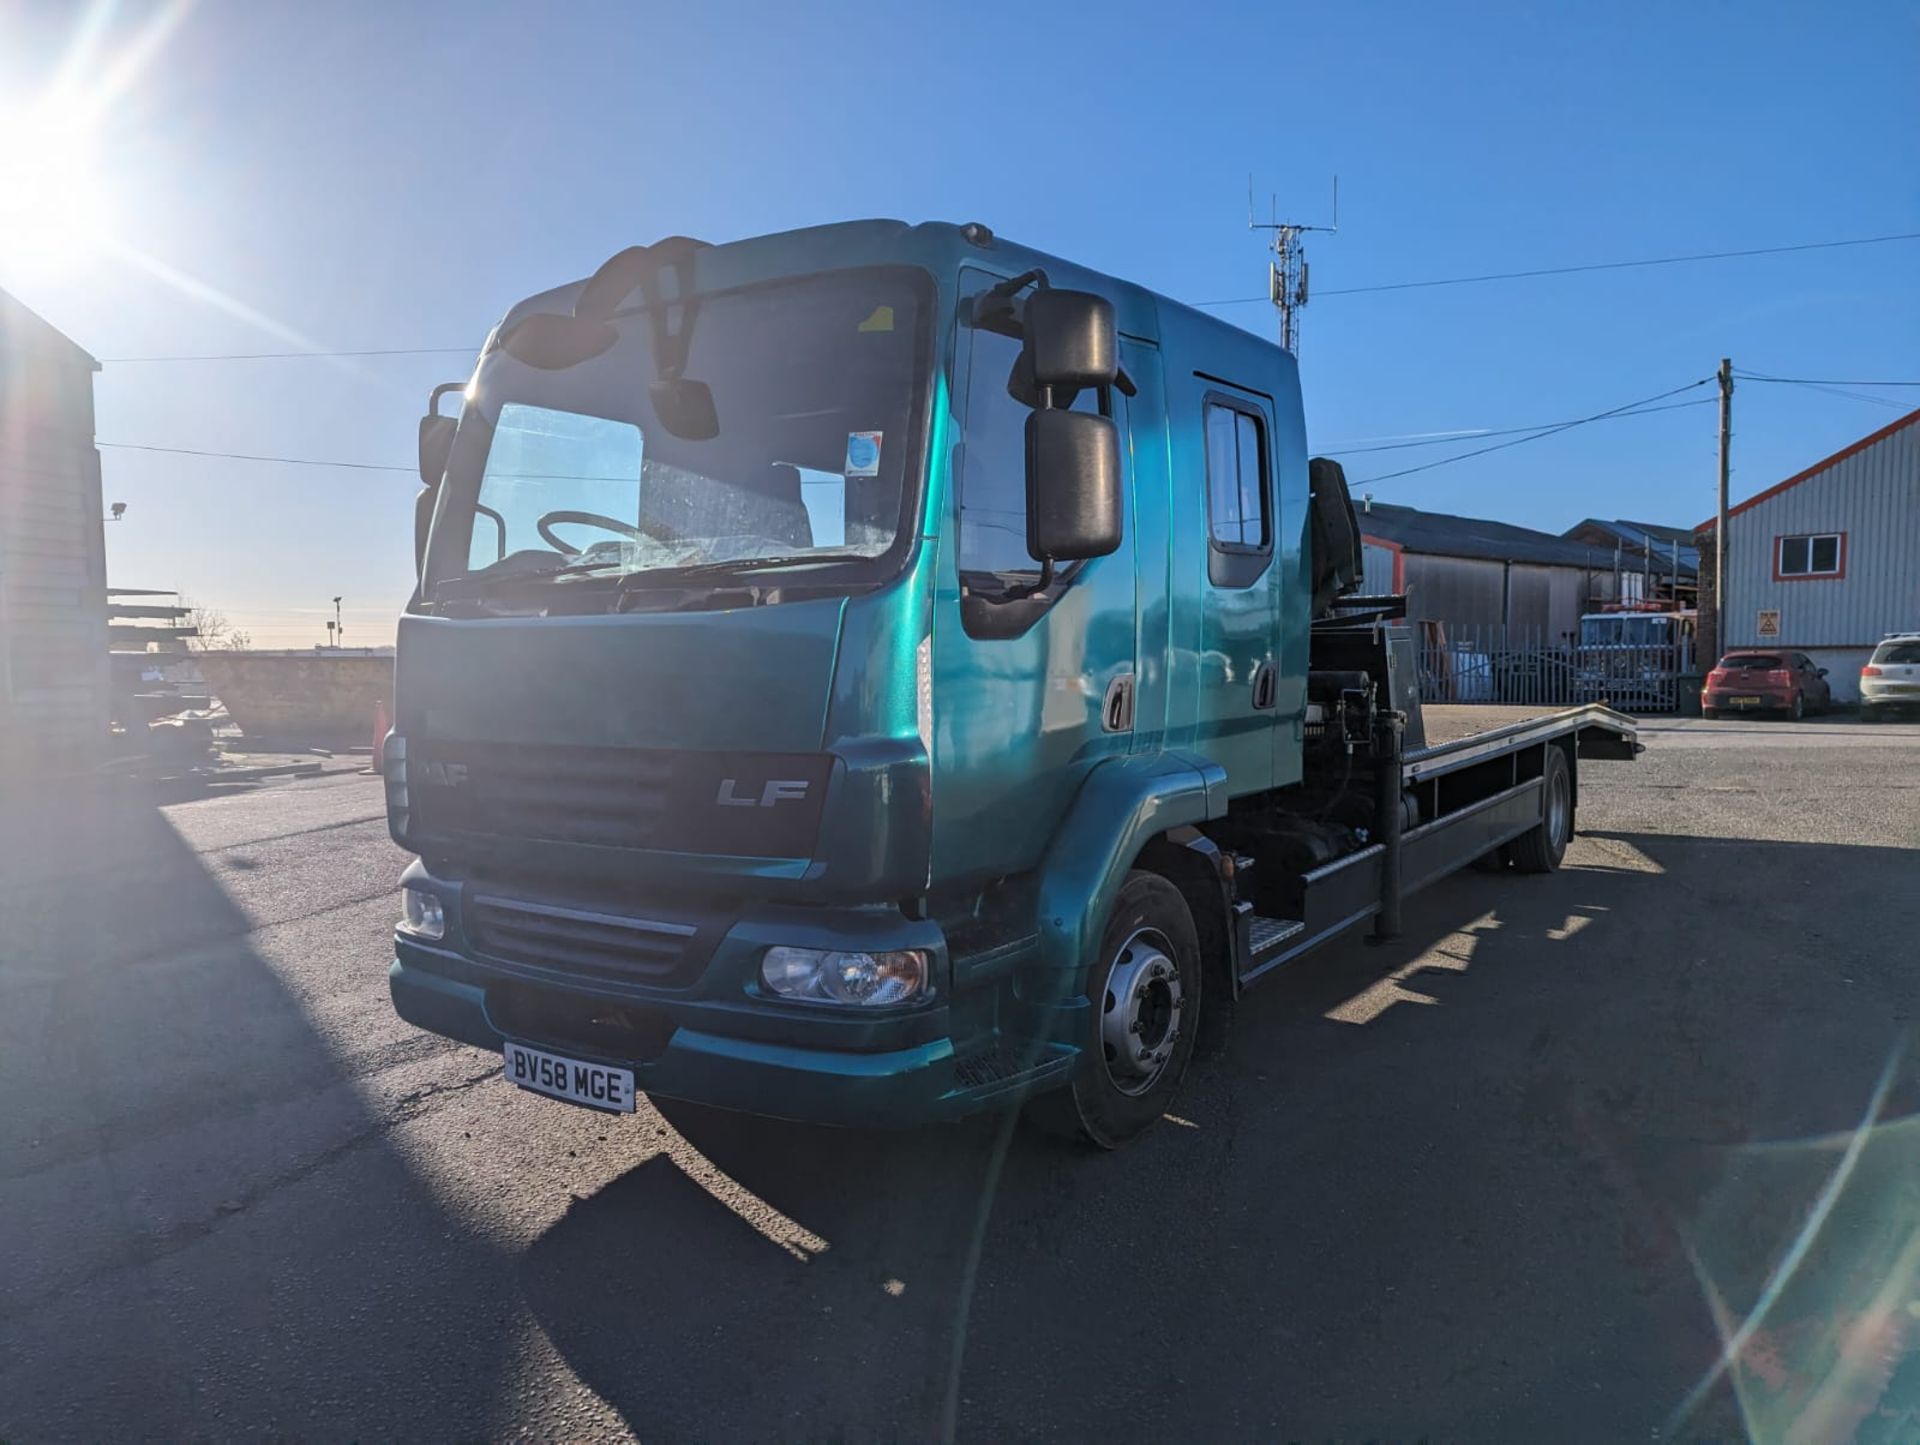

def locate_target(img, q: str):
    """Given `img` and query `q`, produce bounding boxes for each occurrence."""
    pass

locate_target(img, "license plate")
[503,1041,636,1112]
[1731,695,1762,706]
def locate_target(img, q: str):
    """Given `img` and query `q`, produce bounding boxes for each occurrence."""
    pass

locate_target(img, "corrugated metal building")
[1358,501,1653,644]
[0,289,108,765]
[1699,406,1920,702]
[1561,518,1699,606]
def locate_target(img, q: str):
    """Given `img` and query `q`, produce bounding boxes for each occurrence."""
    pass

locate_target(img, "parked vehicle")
[1701,650,1832,719]
[1860,634,1920,721]
[1573,608,1695,712]
[385,220,1641,1147]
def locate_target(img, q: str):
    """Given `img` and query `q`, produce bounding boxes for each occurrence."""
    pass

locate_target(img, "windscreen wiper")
[430,557,627,602]
[611,551,874,608]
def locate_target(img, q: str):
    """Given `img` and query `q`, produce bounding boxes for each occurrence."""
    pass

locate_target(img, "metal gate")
[1414,622,1688,713]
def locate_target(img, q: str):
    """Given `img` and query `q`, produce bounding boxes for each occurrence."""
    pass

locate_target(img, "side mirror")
[416,381,465,578]
[1026,409,1121,563]
[1818,667,1830,678]
[418,414,456,486]
[1022,288,1117,391]
[418,381,465,485]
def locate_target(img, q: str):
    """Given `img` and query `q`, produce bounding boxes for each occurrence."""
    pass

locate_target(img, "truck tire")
[1510,746,1572,875]
[1027,870,1201,1149]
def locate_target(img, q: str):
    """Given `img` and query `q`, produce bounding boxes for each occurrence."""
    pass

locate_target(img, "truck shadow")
[0,779,517,1439]
[523,829,1920,1442]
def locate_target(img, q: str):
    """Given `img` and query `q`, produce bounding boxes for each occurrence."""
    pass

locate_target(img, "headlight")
[761,946,927,1006]
[398,884,445,941]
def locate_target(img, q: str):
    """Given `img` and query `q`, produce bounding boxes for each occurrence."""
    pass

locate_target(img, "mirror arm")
[1001,556,1055,603]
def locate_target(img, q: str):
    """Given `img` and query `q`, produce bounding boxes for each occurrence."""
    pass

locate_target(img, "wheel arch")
[1032,752,1228,994]
[1133,828,1238,1008]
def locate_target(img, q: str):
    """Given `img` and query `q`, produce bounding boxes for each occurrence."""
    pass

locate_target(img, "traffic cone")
[371,698,390,774]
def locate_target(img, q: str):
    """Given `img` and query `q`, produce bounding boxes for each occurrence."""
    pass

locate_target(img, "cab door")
[928,268,1138,882]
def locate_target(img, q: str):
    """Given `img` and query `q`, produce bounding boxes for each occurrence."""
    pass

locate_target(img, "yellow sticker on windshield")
[857,305,895,333]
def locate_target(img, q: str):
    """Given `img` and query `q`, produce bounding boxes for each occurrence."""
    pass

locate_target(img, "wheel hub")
[1100,928,1185,1096]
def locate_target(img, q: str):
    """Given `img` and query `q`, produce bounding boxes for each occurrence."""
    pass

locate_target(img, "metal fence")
[1413,622,1691,713]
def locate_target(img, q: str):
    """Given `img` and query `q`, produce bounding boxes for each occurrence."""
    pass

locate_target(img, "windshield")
[1581,616,1671,646]
[429,268,927,593]
[1872,641,1920,665]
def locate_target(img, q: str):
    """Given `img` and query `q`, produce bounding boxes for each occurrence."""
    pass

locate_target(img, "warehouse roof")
[1696,406,1920,530]
[1563,518,1700,573]
[1358,501,1629,571]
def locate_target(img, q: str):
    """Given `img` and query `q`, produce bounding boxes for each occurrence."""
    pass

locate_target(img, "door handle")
[1251,661,1277,710]
[1103,674,1135,733]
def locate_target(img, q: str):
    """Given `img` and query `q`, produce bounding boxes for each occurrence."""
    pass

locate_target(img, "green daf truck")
[386,219,1638,1146]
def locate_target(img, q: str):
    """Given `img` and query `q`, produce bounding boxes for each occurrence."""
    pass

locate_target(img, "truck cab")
[388,219,1634,1145]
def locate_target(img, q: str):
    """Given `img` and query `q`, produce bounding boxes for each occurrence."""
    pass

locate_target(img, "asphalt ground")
[4,712,1919,1441]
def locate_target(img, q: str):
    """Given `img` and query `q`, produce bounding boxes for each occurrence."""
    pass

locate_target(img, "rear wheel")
[1862,703,1885,724]
[1788,693,1805,721]
[1511,746,1572,875]
[1702,706,1720,720]
[1027,871,1201,1149]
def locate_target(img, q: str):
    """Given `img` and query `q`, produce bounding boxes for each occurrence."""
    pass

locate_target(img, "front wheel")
[1027,871,1202,1149]
[1511,746,1573,875]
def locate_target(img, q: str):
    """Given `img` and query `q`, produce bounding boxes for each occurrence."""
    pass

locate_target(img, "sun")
[0,95,114,277]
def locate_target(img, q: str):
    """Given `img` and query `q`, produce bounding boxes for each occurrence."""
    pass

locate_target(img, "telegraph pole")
[1715,358,1733,652]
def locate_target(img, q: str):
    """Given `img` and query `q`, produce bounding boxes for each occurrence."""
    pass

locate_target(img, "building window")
[1775,532,1844,580]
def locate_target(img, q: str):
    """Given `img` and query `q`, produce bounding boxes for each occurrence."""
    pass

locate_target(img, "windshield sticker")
[857,305,895,333]
[845,431,882,478]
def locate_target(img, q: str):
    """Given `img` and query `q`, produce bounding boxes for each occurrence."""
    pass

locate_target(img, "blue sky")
[3,0,1915,645]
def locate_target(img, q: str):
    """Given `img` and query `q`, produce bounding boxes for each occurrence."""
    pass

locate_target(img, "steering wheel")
[536,509,648,556]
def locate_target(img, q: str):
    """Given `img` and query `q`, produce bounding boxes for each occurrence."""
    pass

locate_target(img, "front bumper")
[387,867,1074,1128]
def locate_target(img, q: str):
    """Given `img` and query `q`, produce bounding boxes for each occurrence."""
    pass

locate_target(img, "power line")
[98,441,413,472]
[1734,372,1920,387]
[1191,230,1920,308]
[1353,378,1714,485]
[1761,380,1912,411]
[99,345,473,363]
[95,439,632,483]
[1322,396,1712,456]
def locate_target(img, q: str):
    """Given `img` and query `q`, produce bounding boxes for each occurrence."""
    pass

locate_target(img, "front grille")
[468,893,704,988]
[409,740,833,858]
[416,741,675,850]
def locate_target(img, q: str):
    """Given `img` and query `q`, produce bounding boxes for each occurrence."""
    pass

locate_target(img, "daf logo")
[716,778,810,808]
[420,760,470,787]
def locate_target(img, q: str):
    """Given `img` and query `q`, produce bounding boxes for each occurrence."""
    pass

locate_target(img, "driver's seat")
[755,463,813,549]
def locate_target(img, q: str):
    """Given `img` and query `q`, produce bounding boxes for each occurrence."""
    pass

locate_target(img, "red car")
[1702,650,1833,719]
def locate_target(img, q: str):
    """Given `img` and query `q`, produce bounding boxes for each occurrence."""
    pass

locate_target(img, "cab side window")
[1203,395,1272,586]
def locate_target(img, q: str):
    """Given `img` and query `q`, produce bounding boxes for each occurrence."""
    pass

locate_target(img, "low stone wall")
[194,650,393,742]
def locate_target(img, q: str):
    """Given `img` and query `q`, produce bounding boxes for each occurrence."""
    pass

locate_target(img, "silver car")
[1861,634,1920,720]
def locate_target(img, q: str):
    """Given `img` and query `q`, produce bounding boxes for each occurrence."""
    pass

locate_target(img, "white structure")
[1701,407,1920,702]
[0,289,108,764]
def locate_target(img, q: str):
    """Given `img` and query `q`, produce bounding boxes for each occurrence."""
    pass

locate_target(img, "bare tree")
[183,600,252,652]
